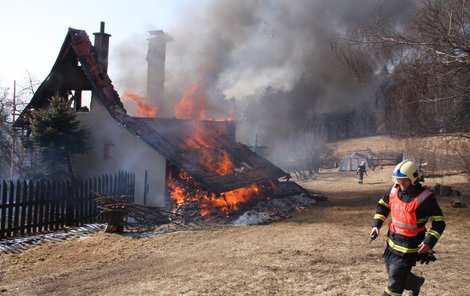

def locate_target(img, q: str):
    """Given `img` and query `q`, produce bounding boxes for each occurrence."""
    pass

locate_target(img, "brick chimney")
[146,30,172,117]
[93,21,111,74]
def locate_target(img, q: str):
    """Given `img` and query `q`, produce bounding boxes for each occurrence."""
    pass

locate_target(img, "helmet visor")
[392,170,408,178]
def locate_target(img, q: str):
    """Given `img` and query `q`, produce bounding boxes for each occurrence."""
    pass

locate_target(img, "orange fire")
[122,91,158,117]
[169,77,259,216]
[175,82,206,120]
[175,80,234,121]
[199,184,262,216]
[174,80,238,176]
[168,168,274,217]
[182,123,235,176]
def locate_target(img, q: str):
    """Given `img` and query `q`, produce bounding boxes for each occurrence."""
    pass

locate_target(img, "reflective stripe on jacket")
[388,187,433,238]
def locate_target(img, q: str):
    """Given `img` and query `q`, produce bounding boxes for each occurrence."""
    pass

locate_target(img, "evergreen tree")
[29,96,89,179]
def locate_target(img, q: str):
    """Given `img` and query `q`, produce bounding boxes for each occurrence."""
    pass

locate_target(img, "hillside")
[330,134,470,177]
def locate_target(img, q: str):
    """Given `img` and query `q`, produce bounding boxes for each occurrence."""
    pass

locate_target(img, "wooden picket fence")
[0,171,134,239]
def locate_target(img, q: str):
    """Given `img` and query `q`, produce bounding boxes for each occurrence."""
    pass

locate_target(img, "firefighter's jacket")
[357,164,366,175]
[372,183,445,256]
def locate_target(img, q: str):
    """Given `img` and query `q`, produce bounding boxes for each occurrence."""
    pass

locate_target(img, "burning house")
[14,22,313,218]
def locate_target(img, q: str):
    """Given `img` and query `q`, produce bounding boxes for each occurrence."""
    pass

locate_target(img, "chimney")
[93,21,111,74]
[146,30,172,117]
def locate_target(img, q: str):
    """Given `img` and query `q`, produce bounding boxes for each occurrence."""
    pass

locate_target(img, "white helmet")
[392,160,420,184]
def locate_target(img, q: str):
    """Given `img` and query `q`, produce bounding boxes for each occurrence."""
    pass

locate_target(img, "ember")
[122,91,158,117]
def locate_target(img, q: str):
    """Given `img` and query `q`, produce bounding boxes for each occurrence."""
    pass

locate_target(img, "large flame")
[175,80,236,176]
[175,80,234,121]
[122,91,158,117]
[168,168,274,217]
[182,123,235,176]
[168,76,260,217]
[175,82,206,120]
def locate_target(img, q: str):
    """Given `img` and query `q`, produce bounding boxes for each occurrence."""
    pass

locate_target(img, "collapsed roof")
[14,27,289,194]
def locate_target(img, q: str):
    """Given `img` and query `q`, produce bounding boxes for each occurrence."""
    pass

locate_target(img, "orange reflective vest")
[388,186,433,237]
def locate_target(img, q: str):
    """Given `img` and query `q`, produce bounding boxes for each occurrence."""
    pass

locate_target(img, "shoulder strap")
[415,189,433,206]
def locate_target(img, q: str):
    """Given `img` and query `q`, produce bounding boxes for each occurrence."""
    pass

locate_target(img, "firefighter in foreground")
[370,160,446,295]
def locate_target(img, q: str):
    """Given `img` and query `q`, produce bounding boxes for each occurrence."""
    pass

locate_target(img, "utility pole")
[247,133,267,155]
[12,80,16,122]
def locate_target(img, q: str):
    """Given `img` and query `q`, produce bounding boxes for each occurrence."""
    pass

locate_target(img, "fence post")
[12,180,21,236]
[26,181,34,234]
[58,180,65,229]
[65,179,74,226]
[7,180,15,237]
[32,180,40,233]
[0,180,7,239]
[20,180,28,235]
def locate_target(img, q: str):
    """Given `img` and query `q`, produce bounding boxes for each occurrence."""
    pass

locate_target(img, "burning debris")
[168,165,277,218]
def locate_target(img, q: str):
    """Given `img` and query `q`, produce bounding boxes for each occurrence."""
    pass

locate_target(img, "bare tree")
[334,0,470,135]
[0,85,24,179]
[0,75,41,179]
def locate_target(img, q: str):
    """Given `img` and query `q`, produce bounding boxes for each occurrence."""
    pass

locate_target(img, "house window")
[104,144,114,159]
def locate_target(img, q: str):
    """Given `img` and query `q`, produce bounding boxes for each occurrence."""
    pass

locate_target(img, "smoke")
[113,0,412,165]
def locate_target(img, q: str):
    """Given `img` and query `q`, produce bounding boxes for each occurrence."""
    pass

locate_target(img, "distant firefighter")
[356,161,367,184]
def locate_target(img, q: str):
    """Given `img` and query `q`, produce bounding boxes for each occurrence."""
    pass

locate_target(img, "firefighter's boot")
[405,273,425,296]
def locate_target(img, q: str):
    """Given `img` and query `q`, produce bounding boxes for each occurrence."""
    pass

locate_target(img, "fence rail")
[0,171,134,239]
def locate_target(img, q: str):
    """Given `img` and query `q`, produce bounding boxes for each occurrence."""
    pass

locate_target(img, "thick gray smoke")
[112,0,412,166]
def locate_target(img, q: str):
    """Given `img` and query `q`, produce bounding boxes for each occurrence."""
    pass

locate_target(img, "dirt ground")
[1,144,470,295]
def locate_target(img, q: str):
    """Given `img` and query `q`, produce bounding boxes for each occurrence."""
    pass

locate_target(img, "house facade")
[14,22,291,209]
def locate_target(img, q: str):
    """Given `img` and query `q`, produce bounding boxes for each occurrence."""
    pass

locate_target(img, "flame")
[175,82,206,120]
[182,123,235,176]
[173,74,234,176]
[168,167,275,217]
[175,80,235,121]
[122,91,158,117]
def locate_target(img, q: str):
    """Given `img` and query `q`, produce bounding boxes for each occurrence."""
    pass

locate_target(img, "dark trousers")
[358,173,364,183]
[384,262,424,295]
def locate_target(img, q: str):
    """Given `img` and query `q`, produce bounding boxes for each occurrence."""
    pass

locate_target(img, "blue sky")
[0,0,196,84]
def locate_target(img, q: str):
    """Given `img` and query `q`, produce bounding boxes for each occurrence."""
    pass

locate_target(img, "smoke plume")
[113,0,412,165]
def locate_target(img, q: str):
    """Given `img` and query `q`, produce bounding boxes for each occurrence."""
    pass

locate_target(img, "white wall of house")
[73,96,168,207]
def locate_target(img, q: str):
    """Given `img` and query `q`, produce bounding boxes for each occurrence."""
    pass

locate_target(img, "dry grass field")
[1,136,469,295]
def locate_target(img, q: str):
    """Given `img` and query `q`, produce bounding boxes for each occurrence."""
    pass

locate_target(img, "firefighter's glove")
[418,253,437,265]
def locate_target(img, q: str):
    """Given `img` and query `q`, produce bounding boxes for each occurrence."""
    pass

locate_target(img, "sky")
[0,0,193,83]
